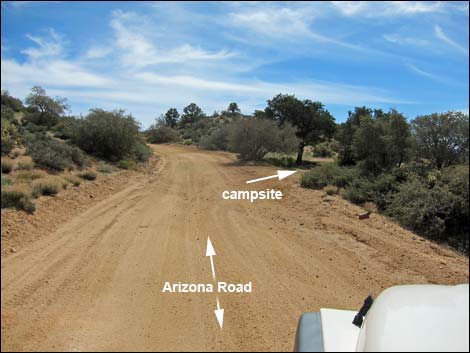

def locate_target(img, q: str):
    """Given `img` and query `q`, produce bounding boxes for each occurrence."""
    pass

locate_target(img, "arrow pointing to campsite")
[246,170,296,184]
[214,296,224,329]
[206,237,217,281]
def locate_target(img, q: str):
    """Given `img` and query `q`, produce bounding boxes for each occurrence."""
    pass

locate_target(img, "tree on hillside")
[352,115,387,174]
[381,109,413,166]
[265,94,335,165]
[411,111,469,168]
[336,107,374,166]
[1,89,24,112]
[24,86,69,128]
[164,108,179,128]
[180,103,205,126]
[227,102,241,116]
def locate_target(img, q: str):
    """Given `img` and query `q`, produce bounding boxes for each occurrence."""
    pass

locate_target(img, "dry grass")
[1,184,35,213]
[363,201,378,214]
[64,175,82,187]
[15,156,35,170]
[14,170,47,182]
[1,158,15,174]
[79,170,97,180]
[324,185,339,195]
[31,178,61,198]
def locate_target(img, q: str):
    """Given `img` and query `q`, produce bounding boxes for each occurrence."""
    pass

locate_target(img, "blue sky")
[1,1,469,127]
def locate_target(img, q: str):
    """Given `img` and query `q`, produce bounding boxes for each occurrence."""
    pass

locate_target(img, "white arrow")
[206,237,216,281]
[246,170,296,184]
[214,296,224,329]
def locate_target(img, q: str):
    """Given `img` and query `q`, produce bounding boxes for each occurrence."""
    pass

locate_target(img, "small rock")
[10,247,16,253]
[412,236,417,240]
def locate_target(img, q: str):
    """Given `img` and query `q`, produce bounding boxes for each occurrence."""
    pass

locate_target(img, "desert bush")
[1,158,14,174]
[385,179,456,241]
[183,139,192,145]
[301,163,357,189]
[324,185,338,195]
[1,185,35,213]
[15,156,34,170]
[133,141,152,162]
[25,134,84,171]
[147,125,180,144]
[24,122,48,134]
[228,119,299,161]
[1,118,18,155]
[73,109,142,161]
[31,178,61,197]
[313,141,336,158]
[1,175,12,186]
[1,90,24,112]
[64,175,82,186]
[15,170,46,182]
[343,173,398,210]
[199,125,230,151]
[96,163,115,174]
[52,116,79,140]
[265,155,297,168]
[78,170,97,180]
[117,159,135,170]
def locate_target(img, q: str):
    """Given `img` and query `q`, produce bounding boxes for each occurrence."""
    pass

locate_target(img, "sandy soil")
[1,144,468,352]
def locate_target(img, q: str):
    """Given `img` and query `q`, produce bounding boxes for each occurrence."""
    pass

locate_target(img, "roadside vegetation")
[146,98,468,255]
[2,88,468,255]
[1,87,152,213]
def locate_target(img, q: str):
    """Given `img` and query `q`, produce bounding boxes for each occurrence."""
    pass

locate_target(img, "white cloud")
[1,59,113,88]
[21,28,64,59]
[84,46,112,59]
[383,34,429,46]
[434,25,469,55]
[331,1,445,17]
[110,10,236,68]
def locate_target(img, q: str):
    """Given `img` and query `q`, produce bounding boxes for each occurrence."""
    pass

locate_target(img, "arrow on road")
[246,170,296,184]
[206,237,217,281]
[214,296,224,329]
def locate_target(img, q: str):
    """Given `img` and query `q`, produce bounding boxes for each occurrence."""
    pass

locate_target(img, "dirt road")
[1,144,468,352]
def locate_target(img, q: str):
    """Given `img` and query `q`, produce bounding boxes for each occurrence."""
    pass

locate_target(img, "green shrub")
[228,119,299,161]
[1,185,35,213]
[313,141,336,158]
[265,155,297,168]
[183,139,192,145]
[133,141,152,162]
[301,163,357,189]
[52,116,79,140]
[1,175,12,186]
[1,158,14,174]
[1,118,18,155]
[64,175,82,186]
[25,134,84,171]
[73,109,142,161]
[79,170,97,180]
[117,159,135,170]
[31,178,61,197]
[199,126,230,151]
[343,173,398,210]
[385,180,455,240]
[147,125,181,144]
